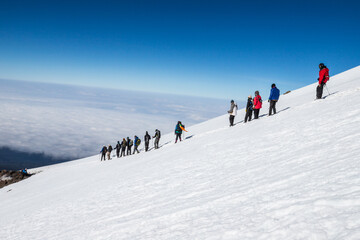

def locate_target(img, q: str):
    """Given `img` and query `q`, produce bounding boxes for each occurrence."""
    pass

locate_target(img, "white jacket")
[229,102,237,116]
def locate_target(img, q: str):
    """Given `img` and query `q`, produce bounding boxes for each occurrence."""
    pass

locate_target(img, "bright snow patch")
[0,176,12,181]
[0,66,360,239]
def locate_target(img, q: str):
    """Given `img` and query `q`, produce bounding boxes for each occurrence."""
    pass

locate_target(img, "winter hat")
[319,63,326,69]
[271,83,276,88]
[231,100,234,103]
[255,91,259,95]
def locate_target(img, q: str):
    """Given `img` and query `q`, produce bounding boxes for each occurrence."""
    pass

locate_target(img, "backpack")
[136,138,141,146]
[129,140,133,146]
[175,124,181,132]
[157,130,161,138]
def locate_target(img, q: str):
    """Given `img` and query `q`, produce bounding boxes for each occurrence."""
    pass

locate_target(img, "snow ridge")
[0,66,360,240]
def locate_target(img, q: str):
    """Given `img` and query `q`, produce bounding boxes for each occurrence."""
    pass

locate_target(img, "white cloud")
[0,79,229,160]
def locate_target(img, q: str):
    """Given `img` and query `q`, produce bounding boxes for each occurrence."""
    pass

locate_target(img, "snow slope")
[1,66,360,240]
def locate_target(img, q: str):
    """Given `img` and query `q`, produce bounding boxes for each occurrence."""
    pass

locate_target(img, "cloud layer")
[0,79,229,160]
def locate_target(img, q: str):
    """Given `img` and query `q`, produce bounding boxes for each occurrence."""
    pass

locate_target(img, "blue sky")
[0,0,359,99]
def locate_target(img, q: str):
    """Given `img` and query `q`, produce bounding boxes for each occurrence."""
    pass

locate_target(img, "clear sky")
[0,0,359,99]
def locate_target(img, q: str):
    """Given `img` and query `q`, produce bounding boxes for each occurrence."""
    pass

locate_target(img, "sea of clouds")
[0,79,230,163]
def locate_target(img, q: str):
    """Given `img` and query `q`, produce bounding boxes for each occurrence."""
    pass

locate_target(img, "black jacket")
[144,133,151,142]
[246,98,253,111]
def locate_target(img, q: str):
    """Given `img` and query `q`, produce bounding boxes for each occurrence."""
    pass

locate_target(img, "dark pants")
[316,83,325,99]
[120,148,126,157]
[269,100,277,115]
[244,110,252,123]
[133,146,139,154]
[154,138,160,149]
[254,109,260,119]
[145,141,149,151]
[116,149,120,158]
[127,146,132,155]
[175,133,182,143]
[229,115,235,126]
[101,153,106,161]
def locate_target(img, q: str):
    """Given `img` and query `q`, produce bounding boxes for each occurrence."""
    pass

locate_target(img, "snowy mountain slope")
[0,66,360,239]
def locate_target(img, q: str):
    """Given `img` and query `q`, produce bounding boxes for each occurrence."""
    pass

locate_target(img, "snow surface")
[0,66,360,239]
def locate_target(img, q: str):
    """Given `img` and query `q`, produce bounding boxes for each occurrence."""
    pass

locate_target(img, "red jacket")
[319,68,329,84]
[253,95,262,109]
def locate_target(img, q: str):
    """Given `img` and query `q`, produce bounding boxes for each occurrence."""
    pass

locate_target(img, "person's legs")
[316,83,324,99]
[229,115,235,126]
[272,101,277,114]
[269,102,272,115]
[248,110,252,121]
[254,109,259,119]
[269,100,277,115]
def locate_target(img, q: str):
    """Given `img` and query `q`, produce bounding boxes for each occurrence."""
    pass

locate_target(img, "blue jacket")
[269,87,280,101]
[134,136,140,146]
[175,124,183,134]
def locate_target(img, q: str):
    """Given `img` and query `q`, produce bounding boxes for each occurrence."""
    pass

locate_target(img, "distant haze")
[0,79,237,169]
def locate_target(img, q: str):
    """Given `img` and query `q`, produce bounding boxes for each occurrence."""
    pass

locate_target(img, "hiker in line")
[114,141,121,158]
[144,131,151,151]
[175,121,184,143]
[21,168,31,176]
[253,90,262,119]
[227,100,237,126]
[133,135,141,154]
[127,137,133,155]
[121,138,127,157]
[268,83,280,116]
[107,145,113,160]
[100,145,107,161]
[244,95,253,123]
[153,129,161,149]
[316,63,330,99]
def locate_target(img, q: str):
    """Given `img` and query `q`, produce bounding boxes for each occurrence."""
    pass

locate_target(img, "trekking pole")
[325,84,331,95]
